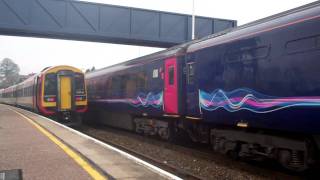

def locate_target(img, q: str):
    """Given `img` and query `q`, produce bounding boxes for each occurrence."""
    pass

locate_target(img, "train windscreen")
[75,73,86,101]
[44,73,57,102]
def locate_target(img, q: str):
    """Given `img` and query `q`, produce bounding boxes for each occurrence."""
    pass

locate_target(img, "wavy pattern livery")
[199,88,320,113]
[128,91,163,108]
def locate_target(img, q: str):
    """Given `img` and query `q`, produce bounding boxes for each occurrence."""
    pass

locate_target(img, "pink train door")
[164,57,178,114]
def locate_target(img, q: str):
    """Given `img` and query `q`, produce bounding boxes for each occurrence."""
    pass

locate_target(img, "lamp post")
[192,0,195,40]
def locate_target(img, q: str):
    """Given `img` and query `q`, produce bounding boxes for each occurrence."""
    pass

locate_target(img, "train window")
[125,75,137,97]
[75,73,85,95]
[225,46,269,63]
[111,76,122,97]
[187,63,195,84]
[169,66,174,85]
[286,35,319,54]
[105,78,112,97]
[44,73,57,96]
[120,75,128,92]
[136,72,147,89]
[29,86,32,96]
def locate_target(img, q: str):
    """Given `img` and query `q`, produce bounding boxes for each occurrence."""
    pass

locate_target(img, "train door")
[185,54,201,118]
[59,76,72,110]
[164,57,178,114]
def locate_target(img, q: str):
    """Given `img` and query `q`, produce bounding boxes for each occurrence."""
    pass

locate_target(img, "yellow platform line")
[10,108,107,180]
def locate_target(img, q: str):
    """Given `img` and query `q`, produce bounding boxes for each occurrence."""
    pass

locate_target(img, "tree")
[0,58,20,88]
[85,66,96,73]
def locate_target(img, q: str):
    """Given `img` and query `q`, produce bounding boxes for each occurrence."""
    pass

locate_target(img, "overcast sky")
[0,0,316,75]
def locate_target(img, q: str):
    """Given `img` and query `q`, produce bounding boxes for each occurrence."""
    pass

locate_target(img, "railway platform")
[0,104,179,180]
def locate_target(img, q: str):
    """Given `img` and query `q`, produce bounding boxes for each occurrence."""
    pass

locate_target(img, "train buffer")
[0,104,180,180]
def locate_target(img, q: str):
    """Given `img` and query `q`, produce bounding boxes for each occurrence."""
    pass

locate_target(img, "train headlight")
[75,96,86,101]
[45,96,56,102]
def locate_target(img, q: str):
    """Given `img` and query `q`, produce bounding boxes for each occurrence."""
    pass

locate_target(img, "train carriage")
[85,44,189,132]
[85,2,320,171]
[0,85,17,105]
[38,65,87,118]
[183,2,320,171]
[0,65,87,124]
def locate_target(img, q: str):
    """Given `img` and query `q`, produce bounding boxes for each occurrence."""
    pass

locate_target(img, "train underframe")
[88,110,319,172]
[55,110,83,126]
[209,128,318,171]
[21,105,83,126]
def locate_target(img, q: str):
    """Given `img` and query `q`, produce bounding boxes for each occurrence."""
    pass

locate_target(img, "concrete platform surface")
[0,104,178,180]
[0,105,92,180]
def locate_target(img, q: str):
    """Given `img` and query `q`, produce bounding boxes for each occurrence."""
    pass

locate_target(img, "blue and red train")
[86,2,320,171]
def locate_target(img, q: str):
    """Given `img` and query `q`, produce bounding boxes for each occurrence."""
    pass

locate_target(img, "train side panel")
[16,77,36,110]
[0,89,4,103]
[87,59,165,118]
[186,6,320,134]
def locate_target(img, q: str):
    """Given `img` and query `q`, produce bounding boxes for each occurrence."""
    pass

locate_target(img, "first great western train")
[0,65,87,123]
[85,2,320,171]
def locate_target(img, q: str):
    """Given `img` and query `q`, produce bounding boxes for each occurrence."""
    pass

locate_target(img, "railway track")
[75,125,202,180]
[74,124,305,180]
[11,105,319,179]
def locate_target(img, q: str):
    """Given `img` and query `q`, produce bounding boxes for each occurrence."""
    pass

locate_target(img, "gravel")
[77,125,300,180]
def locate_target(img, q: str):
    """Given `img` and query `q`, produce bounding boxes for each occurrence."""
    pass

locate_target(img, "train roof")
[2,65,84,91]
[85,41,193,79]
[15,74,36,89]
[15,65,83,88]
[187,1,320,52]
[3,85,17,92]
[86,1,320,79]
[41,65,83,74]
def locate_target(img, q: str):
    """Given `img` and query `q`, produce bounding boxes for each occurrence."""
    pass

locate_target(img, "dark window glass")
[169,66,174,85]
[112,76,121,91]
[225,46,269,63]
[187,63,195,84]
[111,76,122,97]
[124,74,137,97]
[44,73,57,96]
[286,36,318,54]
[105,78,112,97]
[75,73,85,95]
[120,75,128,92]
[136,71,147,90]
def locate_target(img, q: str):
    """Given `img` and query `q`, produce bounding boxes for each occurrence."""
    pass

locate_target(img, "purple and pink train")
[85,2,320,171]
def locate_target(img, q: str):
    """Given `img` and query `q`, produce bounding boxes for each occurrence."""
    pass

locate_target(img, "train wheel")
[278,149,308,172]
